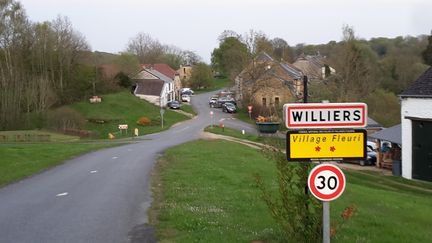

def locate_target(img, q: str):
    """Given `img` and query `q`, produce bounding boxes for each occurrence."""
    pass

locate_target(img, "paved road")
[0,90,256,243]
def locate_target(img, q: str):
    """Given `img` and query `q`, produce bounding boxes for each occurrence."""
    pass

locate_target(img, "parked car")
[180,88,194,96]
[209,96,218,107]
[222,103,237,113]
[367,141,377,151]
[167,100,181,109]
[215,97,236,108]
[360,146,377,166]
[181,95,191,102]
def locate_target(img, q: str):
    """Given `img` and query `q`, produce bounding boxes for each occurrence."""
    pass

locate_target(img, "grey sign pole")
[323,201,330,243]
[160,108,165,128]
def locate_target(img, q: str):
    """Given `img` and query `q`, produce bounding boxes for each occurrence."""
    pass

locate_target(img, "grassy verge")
[0,143,117,187]
[152,139,432,242]
[234,108,256,125]
[179,103,196,115]
[69,91,190,139]
[204,126,286,149]
[151,140,278,242]
[194,78,233,94]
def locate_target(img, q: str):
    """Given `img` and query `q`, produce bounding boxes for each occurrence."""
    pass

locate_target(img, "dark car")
[222,103,237,113]
[167,100,181,109]
[360,147,377,166]
[215,97,236,108]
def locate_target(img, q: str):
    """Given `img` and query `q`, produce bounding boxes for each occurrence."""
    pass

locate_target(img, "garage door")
[412,120,432,182]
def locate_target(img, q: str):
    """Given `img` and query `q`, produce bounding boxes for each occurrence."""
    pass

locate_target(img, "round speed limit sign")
[308,164,346,201]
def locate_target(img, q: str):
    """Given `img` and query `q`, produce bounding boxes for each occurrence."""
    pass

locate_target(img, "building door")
[412,120,432,181]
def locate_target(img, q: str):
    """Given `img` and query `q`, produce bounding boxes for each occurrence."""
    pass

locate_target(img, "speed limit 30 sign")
[308,164,346,201]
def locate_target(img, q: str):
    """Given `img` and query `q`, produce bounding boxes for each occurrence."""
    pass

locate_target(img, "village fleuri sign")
[286,129,366,162]
[283,103,367,129]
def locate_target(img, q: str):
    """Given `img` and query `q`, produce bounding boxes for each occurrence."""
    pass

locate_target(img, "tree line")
[211,27,431,127]
[0,0,90,129]
[0,0,201,130]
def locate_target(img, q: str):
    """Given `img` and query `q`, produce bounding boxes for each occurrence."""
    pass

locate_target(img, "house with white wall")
[132,68,175,107]
[400,67,432,182]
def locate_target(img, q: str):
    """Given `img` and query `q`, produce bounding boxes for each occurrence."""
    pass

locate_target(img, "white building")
[400,67,432,182]
[132,68,175,107]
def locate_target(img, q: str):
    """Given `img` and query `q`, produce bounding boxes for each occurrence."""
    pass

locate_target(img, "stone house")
[177,65,193,84]
[293,54,335,82]
[235,52,304,110]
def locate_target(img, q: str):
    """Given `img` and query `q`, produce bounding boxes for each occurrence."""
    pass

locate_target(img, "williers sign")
[284,103,367,129]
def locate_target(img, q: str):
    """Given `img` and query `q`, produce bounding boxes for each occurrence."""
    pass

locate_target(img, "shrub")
[255,145,323,242]
[46,107,85,131]
[136,117,151,126]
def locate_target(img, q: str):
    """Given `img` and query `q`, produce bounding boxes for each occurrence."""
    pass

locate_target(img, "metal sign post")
[323,201,330,243]
[210,111,214,128]
[308,163,346,243]
[160,108,165,128]
[247,105,253,120]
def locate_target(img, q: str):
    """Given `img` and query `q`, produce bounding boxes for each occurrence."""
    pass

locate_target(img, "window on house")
[275,97,280,106]
[262,97,267,107]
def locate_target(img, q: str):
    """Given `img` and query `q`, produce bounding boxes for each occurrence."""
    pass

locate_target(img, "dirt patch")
[128,224,156,243]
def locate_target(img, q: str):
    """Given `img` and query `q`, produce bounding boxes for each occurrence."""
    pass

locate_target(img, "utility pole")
[303,75,308,104]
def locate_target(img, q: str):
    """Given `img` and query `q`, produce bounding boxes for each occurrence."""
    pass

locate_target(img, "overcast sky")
[19,0,432,63]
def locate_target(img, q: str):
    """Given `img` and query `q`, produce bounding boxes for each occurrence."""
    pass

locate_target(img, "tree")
[422,31,432,66]
[182,50,201,65]
[126,33,165,63]
[115,72,132,88]
[0,1,91,129]
[217,29,240,42]
[271,37,294,62]
[0,0,31,129]
[325,25,378,101]
[51,15,90,97]
[211,36,250,79]
[114,52,140,75]
[188,63,213,89]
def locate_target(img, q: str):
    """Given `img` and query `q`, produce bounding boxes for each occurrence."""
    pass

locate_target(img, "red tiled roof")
[142,64,177,79]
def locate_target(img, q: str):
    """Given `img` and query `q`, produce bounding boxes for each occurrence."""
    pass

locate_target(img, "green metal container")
[256,122,280,133]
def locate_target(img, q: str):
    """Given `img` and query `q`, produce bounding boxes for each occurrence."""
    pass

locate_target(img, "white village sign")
[283,103,367,129]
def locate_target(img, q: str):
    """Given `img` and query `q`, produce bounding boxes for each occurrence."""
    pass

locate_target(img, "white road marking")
[90,170,98,174]
[174,126,190,133]
[56,192,68,197]
[127,149,133,151]
[112,156,118,159]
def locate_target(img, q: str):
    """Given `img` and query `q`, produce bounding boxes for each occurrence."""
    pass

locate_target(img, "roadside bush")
[46,107,85,131]
[255,145,323,242]
[136,117,151,126]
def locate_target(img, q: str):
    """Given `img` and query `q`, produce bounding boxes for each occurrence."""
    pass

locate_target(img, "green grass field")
[69,91,190,139]
[152,139,432,242]
[0,143,116,187]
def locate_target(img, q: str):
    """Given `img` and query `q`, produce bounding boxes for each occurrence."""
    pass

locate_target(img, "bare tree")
[0,0,30,129]
[126,32,164,63]
[51,15,89,95]
[326,25,377,101]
